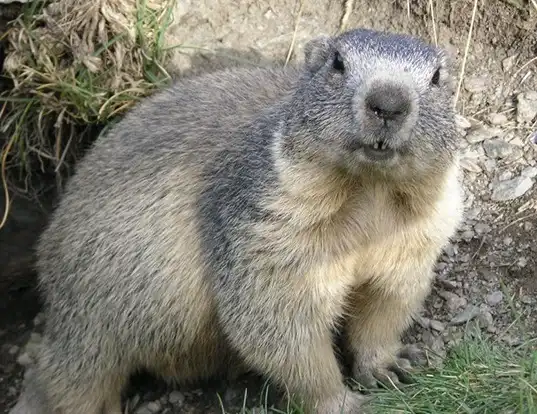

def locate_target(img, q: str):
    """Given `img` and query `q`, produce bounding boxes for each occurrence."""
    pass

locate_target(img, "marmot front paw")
[352,344,427,389]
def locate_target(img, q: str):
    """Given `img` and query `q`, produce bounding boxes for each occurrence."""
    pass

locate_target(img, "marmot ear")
[303,35,333,73]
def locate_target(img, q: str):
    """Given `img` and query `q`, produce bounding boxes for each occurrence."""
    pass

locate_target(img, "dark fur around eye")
[431,68,441,86]
[332,51,345,73]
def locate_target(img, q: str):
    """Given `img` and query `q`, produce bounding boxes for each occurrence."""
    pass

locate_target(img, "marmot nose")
[365,84,411,124]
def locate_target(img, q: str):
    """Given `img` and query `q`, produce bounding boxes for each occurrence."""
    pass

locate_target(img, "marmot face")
[283,28,459,181]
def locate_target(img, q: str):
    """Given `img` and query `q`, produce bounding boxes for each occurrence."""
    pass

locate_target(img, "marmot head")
[278,28,459,181]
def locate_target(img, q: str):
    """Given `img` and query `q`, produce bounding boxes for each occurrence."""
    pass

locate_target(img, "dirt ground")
[1,0,536,413]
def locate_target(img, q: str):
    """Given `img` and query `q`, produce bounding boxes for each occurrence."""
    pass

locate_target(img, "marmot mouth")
[363,140,396,161]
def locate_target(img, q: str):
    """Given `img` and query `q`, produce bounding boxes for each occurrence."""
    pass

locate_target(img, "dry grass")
[0,0,178,227]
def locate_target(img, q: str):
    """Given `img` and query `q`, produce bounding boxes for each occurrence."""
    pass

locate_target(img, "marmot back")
[10,28,463,414]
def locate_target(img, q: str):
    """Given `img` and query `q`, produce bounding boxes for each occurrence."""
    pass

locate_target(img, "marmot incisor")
[10,28,464,414]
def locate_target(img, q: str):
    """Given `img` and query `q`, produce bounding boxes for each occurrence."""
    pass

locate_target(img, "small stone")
[438,278,458,290]
[460,157,482,173]
[517,257,528,268]
[168,391,185,405]
[483,138,513,159]
[8,345,19,355]
[460,229,475,241]
[488,112,509,125]
[520,295,534,305]
[430,320,445,332]
[474,222,491,235]
[491,176,534,201]
[135,401,161,414]
[498,171,514,182]
[502,55,517,72]
[483,158,497,173]
[523,221,534,231]
[439,291,467,312]
[464,76,488,93]
[444,243,458,257]
[16,352,33,367]
[516,91,537,123]
[465,126,501,144]
[522,166,537,178]
[530,130,537,145]
[33,313,45,326]
[486,291,503,306]
[455,114,472,130]
[503,237,513,246]
[449,305,480,325]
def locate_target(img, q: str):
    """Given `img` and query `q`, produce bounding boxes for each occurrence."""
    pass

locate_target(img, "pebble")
[486,291,503,306]
[135,401,161,414]
[487,112,509,125]
[491,176,534,201]
[8,345,19,355]
[460,157,482,173]
[449,305,480,325]
[439,291,467,312]
[483,138,513,159]
[465,126,501,144]
[474,222,491,235]
[498,170,513,181]
[521,166,537,178]
[429,319,445,332]
[516,91,537,123]
[502,54,517,72]
[455,114,472,130]
[464,76,488,93]
[16,352,33,367]
[33,313,45,327]
[168,391,185,405]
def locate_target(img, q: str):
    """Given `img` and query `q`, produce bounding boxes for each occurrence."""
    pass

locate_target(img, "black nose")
[365,84,411,124]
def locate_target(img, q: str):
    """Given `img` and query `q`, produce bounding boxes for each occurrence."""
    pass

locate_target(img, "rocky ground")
[1,89,536,413]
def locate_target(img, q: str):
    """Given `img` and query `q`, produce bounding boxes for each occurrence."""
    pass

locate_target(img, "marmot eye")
[332,51,345,73]
[431,68,441,86]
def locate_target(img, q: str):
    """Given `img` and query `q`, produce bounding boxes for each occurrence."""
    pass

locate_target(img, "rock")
[16,352,33,366]
[523,221,533,231]
[135,401,161,414]
[460,157,482,173]
[474,222,491,235]
[449,305,480,325]
[429,319,445,332]
[465,126,501,144]
[33,313,45,327]
[517,257,528,268]
[483,138,513,159]
[522,166,537,178]
[502,55,517,72]
[498,170,513,181]
[439,291,467,312]
[455,114,472,130]
[460,229,475,241]
[530,130,537,145]
[168,391,185,405]
[486,291,503,306]
[487,112,509,125]
[8,345,19,355]
[464,76,488,93]
[491,176,534,201]
[516,91,537,123]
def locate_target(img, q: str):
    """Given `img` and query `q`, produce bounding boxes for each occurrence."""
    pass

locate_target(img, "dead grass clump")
[0,0,178,226]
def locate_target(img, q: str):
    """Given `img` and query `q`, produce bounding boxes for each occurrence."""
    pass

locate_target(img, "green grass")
[219,333,537,414]
[0,0,177,220]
